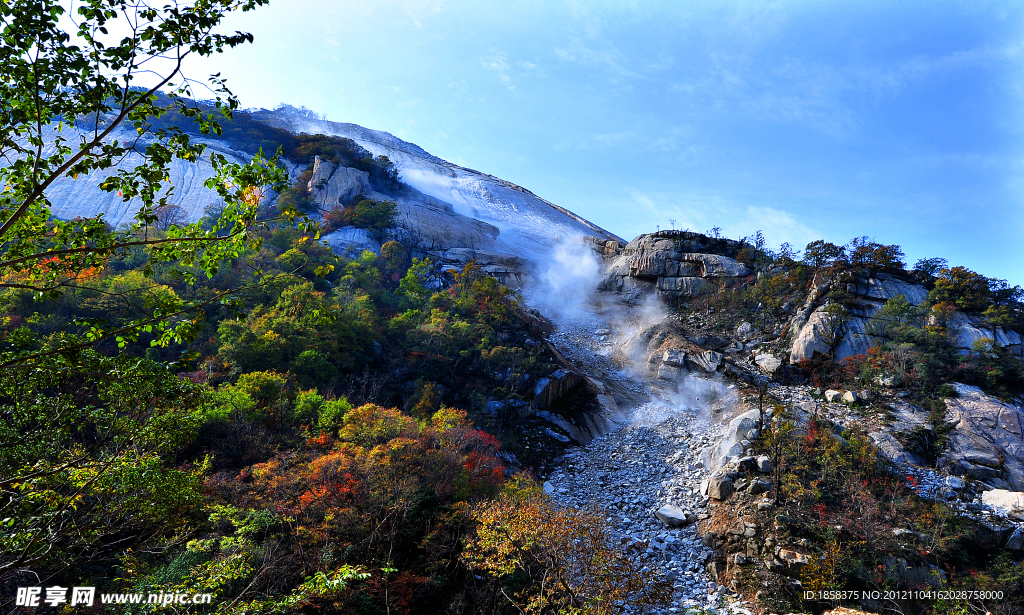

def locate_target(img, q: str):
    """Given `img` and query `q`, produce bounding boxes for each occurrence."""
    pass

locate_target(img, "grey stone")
[308,156,370,207]
[662,348,687,367]
[543,481,555,494]
[756,455,772,473]
[870,431,922,465]
[754,352,783,375]
[938,384,1024,490]
[688,351,723,373]
[841,390,858,404]
[707,475,734,500]
[748,478,772,495]
[736,322,757,341]
[824,389,843,402]
[790,308,838,363]
[654,504,696,528]
[1006,528,1024,550]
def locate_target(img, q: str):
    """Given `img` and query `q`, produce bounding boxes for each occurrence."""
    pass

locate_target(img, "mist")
[522,236,605,326]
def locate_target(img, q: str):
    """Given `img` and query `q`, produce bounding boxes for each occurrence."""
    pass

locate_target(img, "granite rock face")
[44,128,258,229]
[790,271,1022,362]
[599,232,750,301]
[307,156,370,208]
[790,308,837,363]
[938,383,1024,491]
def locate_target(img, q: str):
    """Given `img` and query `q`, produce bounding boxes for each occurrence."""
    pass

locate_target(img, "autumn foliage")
[462,476,672,615]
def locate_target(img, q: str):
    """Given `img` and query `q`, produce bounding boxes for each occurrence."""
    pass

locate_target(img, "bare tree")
[155,204,189,230]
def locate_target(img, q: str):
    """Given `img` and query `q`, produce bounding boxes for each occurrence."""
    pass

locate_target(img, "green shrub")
[292,389,325,426]
[317,397,353,434]
[291,349,337,387]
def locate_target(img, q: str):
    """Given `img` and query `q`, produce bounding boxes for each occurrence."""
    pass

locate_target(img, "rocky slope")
[257,107,624,275]
[41,110,622,284]
[40,115,1024,613]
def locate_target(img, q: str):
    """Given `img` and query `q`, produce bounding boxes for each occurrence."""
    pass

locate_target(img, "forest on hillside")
[1,2,1022,614]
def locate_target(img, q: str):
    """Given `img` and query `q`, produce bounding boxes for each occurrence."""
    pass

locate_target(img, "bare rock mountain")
[41,110,623,283]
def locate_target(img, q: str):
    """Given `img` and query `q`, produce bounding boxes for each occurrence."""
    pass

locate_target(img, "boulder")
[790,308,837,363]
[937,384,1024,490]
[756,455,772,473]
[688,351,723,373]
[824,389,843,403]
[841,390,858,404]
[1006,527,1024,550]
[748,478,772,495]
[735,457,758,473]
[654,504,696,527]
[322,226,382,255]
[707,475,734,500]
[706,408,761,469]
[754,352,783,375]
[543,481,555,494]
[661,349,687,367]
[870,432,921,465]
[735,322,758,341]
[981,490,1024,520]
[531,369,585,410]
[657,364,685,381]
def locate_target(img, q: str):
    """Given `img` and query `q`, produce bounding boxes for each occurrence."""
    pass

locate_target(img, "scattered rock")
[543,481,555,494]
[777,549,810,569]
[824,389,843,402]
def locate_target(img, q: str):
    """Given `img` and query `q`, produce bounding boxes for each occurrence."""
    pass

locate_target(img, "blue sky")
[193,0,1024,284]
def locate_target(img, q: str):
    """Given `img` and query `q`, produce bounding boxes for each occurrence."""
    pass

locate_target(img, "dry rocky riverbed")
[537,309,1023,615]
[540,314,758,614]
[544,414,751,614]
